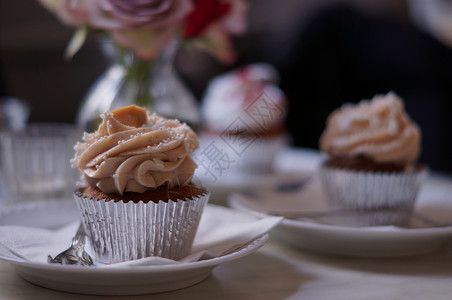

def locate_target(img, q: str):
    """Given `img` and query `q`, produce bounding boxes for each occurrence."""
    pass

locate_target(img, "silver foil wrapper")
[319,164,427,226]
[74,190,209,264]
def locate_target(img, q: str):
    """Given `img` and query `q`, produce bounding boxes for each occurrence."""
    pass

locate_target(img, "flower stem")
[118,48,155,109]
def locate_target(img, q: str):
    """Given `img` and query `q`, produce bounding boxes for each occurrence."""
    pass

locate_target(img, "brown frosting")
[319,92,421,166]
[80,184,206,204]
[72,105,199,194]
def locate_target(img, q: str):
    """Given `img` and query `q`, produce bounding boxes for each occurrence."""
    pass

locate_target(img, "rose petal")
[190,24,236,65]
[220,0,248,35]
[111,27,175,60]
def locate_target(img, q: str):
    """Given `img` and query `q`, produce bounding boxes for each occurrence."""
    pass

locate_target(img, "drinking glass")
[0,123,81,204]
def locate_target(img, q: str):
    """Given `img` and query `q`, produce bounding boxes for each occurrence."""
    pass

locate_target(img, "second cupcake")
[199,63,289,176]
[318,92,427,225]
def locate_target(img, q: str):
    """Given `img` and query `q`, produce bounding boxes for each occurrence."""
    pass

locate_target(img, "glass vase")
[76,40,201,132]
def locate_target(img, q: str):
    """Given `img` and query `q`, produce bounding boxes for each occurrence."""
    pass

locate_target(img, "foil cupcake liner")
[74,189,210,264]
[319,164,428,225]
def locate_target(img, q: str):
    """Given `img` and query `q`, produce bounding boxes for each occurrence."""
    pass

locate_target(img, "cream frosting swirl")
[72,105,199,194]
[319,92,421,165]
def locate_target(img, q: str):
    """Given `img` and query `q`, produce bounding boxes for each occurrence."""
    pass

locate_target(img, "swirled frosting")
[72,105,199,194]
[319,92,421,165]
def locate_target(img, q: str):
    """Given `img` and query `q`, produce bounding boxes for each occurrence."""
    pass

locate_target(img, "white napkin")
[0,205,282,267]
[0,222,80,263]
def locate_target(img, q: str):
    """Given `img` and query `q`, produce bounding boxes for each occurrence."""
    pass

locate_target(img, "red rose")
[183,0,231,38]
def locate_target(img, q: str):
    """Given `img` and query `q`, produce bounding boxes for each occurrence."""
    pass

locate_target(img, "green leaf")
[64,26,88,60]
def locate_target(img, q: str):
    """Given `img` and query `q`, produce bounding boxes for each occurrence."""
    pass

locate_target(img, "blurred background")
[1,0,451,173]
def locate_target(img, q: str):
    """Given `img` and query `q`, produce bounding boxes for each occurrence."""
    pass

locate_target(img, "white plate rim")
[0,234,269,274]
[0,202,269,275]
[229,193,452,237]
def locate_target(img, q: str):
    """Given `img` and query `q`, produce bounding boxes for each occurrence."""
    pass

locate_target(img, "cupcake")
[198,63,288,176]
[318,92,427,225]
[72,105,209,263]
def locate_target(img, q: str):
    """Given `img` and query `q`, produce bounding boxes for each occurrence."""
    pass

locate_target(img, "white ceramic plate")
[0,201,268,295]
[229,173,452,257]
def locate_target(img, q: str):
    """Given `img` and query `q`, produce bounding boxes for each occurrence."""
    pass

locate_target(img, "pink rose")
[87,0,193,60]
[90,0,192,30]
[37,0,247,62]
[39,0,192,30]
[39,0,193,60]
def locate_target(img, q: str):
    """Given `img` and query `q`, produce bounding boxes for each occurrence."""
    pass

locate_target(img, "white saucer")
[0,201,268,295]
[229,174,452,257]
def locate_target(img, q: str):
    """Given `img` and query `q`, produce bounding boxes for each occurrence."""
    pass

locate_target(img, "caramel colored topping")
[319,92,421,165]
[110,105,148,128]
[72,106,199,195]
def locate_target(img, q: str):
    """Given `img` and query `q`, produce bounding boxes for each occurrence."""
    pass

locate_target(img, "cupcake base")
[74,185,209,264]
[319,161,427,226]
[81,184,206,204]
[324,155,405,172]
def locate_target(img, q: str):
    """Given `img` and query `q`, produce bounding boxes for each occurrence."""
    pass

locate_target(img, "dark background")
[1,0,451,174]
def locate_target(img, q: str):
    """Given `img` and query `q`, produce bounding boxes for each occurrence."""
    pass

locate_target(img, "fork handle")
[71,223,86,249]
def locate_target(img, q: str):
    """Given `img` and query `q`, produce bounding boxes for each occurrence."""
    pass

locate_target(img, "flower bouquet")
[38,0,248,130]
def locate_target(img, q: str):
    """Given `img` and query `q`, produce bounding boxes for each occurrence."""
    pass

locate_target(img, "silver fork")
[47,223,94,266]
